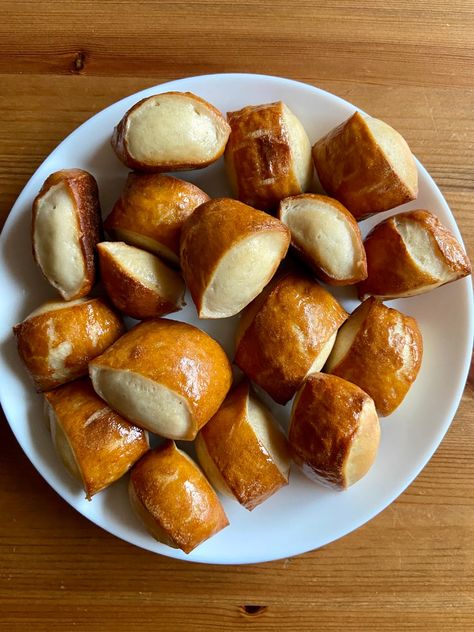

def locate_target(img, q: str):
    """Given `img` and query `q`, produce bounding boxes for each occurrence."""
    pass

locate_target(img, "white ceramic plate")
[0,73,472,565]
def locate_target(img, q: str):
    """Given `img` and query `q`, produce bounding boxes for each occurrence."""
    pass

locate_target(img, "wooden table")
[1,2,473,630]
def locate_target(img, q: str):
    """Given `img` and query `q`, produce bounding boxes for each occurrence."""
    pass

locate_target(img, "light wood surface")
[1,2,473,630]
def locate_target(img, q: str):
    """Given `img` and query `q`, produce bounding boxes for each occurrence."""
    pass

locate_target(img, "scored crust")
[312,111,418,220]
[13,298,124,392]
[225,101,313,211]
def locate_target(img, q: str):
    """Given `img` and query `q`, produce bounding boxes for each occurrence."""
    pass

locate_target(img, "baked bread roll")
[195,381,290,511]
[89,319,232,440]
[44,378,149,499]
[358,209,472,299]
[278,194,367,285]
[97,241,185,320]
[312,112,418,220]
[325,297,423,416]
[235,269,347,404]
[13,298,123,392]
[225,101,313,211]
[32,169,101,300]
[129,441,229,554]
[112,92,231,172]
[181,198,290,318]
[289,373,380,490]
[180,198,290,318]
[104,173,209,265]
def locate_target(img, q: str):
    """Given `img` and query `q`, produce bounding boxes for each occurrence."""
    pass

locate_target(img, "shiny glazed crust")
[235,270,348,404]
[89,319,233,438]
[197,381,289,510]
[289,373,380,489]
[327,297,423,416]
[44,378,149,499]
[97,242,185,320]
[180,197,290,317]
[129,441,229,553]
[225,101,311,211]
[32,169,101,300]
[312,112,417,220]
[278,193,367,285]
[104,173,210,264]
[358,209,472,299]
[13,298,124,392]
[111,92,231,172]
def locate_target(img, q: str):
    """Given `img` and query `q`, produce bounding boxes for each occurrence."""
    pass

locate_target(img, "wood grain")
[0,1,473,87]
[1,1,473,630]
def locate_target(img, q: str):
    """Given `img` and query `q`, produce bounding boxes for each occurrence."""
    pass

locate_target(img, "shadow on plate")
[100,473,147,535]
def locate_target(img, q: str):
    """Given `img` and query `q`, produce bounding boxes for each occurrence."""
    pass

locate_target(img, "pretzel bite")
[358,209,471,299]
[13,298,123,392]
[289,373,380,490]
[112,92,231,171]
[180,198,290,318]
[225,101,313,211]
[195,381,290,511]
[97,241,185,320]
[312,112,418,220]
[32,169,101,300]
[129,441,229,553]
[325,297,423,416]
[279,193,367,285]
[89,319,232,440]
[104,173,209,265]
[44,378,149,499]
[235,270,347,404]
